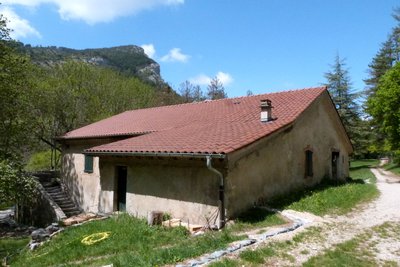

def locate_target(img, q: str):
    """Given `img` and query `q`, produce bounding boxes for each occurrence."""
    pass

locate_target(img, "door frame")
[114,166,127,212]
[331,150,340,180]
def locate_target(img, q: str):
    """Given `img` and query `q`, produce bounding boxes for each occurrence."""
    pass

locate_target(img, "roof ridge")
[125,86,327,113]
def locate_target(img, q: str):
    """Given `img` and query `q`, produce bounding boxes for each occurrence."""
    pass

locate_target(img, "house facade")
[58,87,352,228]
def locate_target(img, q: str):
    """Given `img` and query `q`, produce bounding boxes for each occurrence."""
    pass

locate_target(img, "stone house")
[57,87,353,228]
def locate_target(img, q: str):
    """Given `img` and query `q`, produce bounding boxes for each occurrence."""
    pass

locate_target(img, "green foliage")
[13,213,239,266]
[0,160,39,206]
[34,60,158,141]
[25,150,60,171]
[367,62,400,151]
[0,237,30,265]
[324,55,370,158]
[268,162,379,215]
[364,8,400,155]
[0,14,39,159]
[17,44,156,80]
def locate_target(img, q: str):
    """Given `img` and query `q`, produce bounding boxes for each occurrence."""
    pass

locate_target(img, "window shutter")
[84,155,94,173]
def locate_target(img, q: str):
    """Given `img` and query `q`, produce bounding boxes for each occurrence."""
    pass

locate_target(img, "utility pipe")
[206,155,225,229]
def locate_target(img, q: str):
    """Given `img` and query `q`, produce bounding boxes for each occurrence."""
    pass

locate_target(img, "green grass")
[228,207,287,232]
[303,236,375,267]
[267,160,379,216]
[349,159,379,169]
[303,222,400,267]
[12,214,240,267]
[0,237,30,265]
[383,162,400,175]
[0,203,13,210]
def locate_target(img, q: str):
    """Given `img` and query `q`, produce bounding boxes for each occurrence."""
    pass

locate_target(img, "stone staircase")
[42,182,81,217]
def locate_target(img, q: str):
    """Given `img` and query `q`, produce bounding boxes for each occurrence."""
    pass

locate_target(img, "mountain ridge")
[17,44,164,85]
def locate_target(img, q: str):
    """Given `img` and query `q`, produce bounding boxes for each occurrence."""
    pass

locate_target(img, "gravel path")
[267,167,400,266]
[178,167,400,266]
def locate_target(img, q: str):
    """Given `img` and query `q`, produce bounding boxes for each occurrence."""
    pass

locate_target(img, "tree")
[179,80,195,103]
[0,12,38,159]
[0,160,39,221]
[324,55,368,157]
[364,7,400,155]
[367,62,400,158]
[178,80,205,103]
[207,77,227,100]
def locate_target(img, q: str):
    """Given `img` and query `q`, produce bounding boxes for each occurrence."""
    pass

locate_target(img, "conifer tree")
[325,55,368,157]
[207,77,227,100]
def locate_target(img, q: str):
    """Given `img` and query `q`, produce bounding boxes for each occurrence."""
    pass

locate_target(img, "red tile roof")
[62,87,326,155]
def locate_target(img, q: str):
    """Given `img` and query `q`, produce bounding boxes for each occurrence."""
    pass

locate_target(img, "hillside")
[16,44,164,85]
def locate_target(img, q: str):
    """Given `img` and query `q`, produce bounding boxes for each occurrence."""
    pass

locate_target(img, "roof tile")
[62,87,326,154]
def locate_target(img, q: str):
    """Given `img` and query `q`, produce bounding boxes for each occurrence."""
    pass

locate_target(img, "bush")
[26,150,60,171]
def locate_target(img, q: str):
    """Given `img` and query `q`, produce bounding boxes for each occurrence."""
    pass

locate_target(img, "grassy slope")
[267,159,379,216]
[11,160,379,266]
[0,238,30,265]
[228,207,286,232]
[12,214,240,267]
[304,222,400,267]
[211,159,381,266]
[383,162,400,175]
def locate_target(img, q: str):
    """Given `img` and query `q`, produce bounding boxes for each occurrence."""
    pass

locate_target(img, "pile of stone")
[29,223,64,250]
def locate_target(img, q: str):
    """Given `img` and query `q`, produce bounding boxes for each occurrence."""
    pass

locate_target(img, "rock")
[31,228,49,242]
[45,223,59,234]
[29,242,41,250]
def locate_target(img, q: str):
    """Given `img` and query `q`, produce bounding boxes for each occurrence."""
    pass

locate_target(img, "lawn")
[10,160,380,266]
[210,159,381,266]
[0,237,30,265]
[11,214,241,267]
[383,162,400,176]
[227,207,287,232]
[267,160,379,216]
[303,222,400,267]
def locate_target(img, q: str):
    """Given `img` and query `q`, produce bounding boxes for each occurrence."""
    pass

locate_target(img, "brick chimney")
[260,99,273,122]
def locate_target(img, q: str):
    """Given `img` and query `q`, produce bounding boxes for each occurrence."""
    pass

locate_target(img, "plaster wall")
[60,139,117,213]
[98,157,222,225]
[225,92,352,218]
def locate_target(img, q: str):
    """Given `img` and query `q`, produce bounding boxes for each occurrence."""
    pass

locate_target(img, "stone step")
[65,210,81,217]
[39,180,82,218]
[58,202,76,209]
[47,189,63,194]
[63,207,80,214]
[52,196,71,202]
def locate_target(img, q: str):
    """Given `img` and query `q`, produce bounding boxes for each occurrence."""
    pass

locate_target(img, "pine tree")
[325,55,368,157]
[364,7,400,155]
[365,8,400,96]
[207,77,227,100]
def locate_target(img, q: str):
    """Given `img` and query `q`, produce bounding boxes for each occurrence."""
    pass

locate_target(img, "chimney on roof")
[260,99,273,122]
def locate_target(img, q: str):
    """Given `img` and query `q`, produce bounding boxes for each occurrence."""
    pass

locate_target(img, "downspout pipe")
[206,156,225,229]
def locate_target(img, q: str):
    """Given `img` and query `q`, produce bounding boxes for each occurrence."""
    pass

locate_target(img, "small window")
[305,150,313,177]
[84,155,93,173]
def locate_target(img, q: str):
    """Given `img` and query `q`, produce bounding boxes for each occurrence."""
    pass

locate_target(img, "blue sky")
[1,0,399,97]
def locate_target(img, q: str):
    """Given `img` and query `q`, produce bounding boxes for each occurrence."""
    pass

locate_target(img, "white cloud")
[216,71,233,86]
[141,44,156,58]
[3,0,184,25]
[160,48,190,63]
[190,74,211,85]
[0,6,41,39]
[190,71,234,86]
